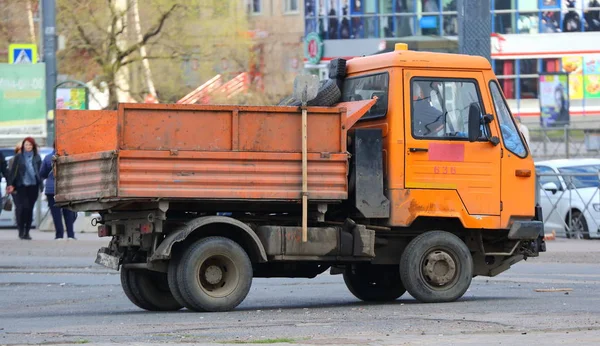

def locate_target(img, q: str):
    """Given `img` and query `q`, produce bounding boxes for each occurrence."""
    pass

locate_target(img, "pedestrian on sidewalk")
[0,151,9,214]
[40,142,77,240]
[6,137,43,240]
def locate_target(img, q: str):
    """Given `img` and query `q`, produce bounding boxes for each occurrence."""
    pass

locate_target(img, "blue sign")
[8,44,37,64]
[420,16,438,29]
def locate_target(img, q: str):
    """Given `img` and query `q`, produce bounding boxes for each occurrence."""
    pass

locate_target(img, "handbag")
[2,195,12,212]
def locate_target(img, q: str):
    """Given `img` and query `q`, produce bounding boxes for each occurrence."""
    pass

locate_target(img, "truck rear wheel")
[120,268,183,311]
[400,231,473,303]
[174,236,253,312]
[343,264,406,302]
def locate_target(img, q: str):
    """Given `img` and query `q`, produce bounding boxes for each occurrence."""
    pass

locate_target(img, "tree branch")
[117,4,180,62]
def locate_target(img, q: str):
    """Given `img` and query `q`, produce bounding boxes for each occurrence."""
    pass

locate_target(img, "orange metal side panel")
[55,110,118,155]
[117,103,348,153]
[238,110,343,153]
[54,151,118,203]
[117,150,348,200]
[387,188,501,229]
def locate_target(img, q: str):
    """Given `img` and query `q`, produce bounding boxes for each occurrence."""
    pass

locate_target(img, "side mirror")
[542,182,558,194]
[467,103,481,143]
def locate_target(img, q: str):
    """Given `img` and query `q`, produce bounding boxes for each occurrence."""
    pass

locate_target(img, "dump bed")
[55,101,375,208]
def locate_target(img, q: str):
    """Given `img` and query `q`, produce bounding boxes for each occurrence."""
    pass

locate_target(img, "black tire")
[121,268,183,311]
[176,236,253,312]
[307,79,341,107]
[120,267,144,309]
[167,254,196,311]
[277,79,341,107]
[277,95,301,107]
[343,264,406,302]
[400,231,473,303]
[566,210,590,239]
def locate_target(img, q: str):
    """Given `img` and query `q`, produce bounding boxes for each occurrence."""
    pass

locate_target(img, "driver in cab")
[412,82,445,137]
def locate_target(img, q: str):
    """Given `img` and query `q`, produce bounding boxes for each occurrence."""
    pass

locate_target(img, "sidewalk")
[0,228,104,241]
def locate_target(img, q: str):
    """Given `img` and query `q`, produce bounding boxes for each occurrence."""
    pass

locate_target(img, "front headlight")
[594,204,600,212]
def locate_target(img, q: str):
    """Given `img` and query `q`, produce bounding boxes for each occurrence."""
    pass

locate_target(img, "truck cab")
[342,43,536,231]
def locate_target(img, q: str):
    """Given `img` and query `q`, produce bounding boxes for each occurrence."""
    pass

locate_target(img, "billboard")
[56,87,87,110]
[0,64,46,138]
[539,73,570,127]
[562,56,600,101]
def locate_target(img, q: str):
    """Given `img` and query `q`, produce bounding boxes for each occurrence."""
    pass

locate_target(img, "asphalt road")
[1,229,600,346]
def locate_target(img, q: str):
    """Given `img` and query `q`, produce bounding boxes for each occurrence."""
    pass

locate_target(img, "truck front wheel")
[173,236,253,312]
[400,231,473,303]
[120,268,183,311]
[343,264,406,302]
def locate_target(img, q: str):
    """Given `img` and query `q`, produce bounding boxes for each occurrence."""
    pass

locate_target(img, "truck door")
[403,70,502,216]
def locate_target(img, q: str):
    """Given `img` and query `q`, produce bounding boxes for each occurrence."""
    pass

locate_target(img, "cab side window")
[411,79,484,140]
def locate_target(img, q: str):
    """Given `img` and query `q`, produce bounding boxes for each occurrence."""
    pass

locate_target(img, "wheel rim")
[570,216,584,239]
[196,255,239,298]
[420,248,459,290]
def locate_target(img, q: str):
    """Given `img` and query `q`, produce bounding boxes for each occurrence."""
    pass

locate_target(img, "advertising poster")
[583,56,600,99]
[539,73,570,127]
[0,63,47,138]
[562,56,583,100]
[584,75,600,98]
[56,87,87,110]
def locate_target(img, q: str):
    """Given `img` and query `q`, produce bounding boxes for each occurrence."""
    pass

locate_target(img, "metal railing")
[529,126,600,160]
[536,172,600,239]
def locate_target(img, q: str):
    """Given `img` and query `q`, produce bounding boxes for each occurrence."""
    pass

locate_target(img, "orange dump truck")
[55,44,545,312]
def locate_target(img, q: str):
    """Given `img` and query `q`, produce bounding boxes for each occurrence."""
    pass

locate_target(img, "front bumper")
[508,205,546,256]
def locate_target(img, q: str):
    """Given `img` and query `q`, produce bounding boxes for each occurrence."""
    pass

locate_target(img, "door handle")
[409,148,428,153]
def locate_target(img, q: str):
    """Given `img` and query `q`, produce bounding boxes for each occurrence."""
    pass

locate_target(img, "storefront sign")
[539,73,570,127]
[491,32,600,59]
[304,32,324,65]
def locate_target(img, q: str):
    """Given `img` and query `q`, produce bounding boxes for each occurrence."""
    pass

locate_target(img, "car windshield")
[557,164,600,189]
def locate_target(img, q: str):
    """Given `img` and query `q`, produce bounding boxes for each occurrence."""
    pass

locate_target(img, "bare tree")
[57,0,252,108]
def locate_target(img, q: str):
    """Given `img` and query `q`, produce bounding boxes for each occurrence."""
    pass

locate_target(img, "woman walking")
[40,142,77,240]
[6,137,43,240]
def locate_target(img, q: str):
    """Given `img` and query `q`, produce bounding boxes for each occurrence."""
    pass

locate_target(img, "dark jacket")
[0,153,8,198]
[39,150,55,195]
[7,152,43,191]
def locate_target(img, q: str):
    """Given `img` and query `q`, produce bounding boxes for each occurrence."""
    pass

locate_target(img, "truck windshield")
[489,81,527,158]
[341,72,389,120]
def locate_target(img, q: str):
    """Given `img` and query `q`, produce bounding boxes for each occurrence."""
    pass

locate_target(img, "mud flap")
[95,247,120,271]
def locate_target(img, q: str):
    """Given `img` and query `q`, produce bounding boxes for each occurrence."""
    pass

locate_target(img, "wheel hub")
[204,265,223,285]
[423,251,456,286]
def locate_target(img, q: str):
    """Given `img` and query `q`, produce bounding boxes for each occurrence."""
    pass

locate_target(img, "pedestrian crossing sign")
[8,44,37,64]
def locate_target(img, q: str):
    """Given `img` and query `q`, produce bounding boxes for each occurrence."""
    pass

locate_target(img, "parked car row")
[536,158,600,239]
[0,147,53,228]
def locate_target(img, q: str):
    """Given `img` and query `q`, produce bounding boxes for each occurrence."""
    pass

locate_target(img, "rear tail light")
[98,225,111,237]
[140,223,153,234]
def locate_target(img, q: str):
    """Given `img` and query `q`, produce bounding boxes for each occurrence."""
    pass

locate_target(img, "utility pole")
[42,0,57,145]
[457,0,491,63]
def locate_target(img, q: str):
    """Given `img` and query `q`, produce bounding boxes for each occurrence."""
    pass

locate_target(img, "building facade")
[303,0,600,118]
[247,0,305,102]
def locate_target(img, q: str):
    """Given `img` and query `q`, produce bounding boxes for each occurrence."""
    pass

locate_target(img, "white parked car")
[0,147,53,228]
[536,159,600,239]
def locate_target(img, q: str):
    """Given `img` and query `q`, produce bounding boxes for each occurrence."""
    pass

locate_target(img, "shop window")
[442,0,457,35]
